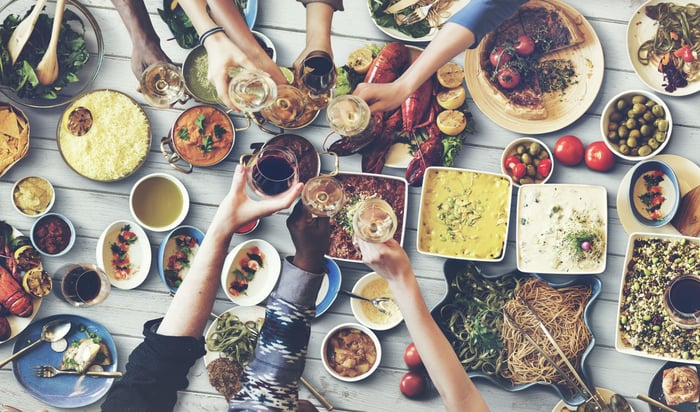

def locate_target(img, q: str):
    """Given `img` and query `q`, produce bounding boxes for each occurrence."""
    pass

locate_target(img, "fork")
[395,0,438,26]
[34,365,123,378]
[340,290,393,314]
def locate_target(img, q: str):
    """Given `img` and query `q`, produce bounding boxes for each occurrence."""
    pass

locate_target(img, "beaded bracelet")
[198,26,225,47]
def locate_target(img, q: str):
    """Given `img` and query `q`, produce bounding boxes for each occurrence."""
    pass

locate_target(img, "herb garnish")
[195,113,206,134]
[198,135,213,153]
[213,124,226,139]
[178,127,189,141]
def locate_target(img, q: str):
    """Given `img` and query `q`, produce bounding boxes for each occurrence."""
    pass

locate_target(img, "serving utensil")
[34,365,123,378]
[340,290,392,315]
[635,393,678,412]
[385,0,419,14]
[7,0,48,64]
[0,319,71,368]
[300,376,333,410]
[35,0,66,85]
[396,0,437,26]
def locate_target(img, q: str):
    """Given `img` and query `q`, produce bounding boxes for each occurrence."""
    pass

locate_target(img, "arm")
[358,239,490,412]
[292,1,340,72]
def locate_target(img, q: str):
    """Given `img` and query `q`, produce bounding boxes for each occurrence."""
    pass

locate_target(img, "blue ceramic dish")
[628,159,680,227]
[316,257,341,317]
[431,259,602,407]
[30,212,76,257]
[157,225,205,294]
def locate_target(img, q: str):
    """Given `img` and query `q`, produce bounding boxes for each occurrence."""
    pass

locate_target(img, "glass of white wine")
[228,67,278,113]
[140,62,186,108]
[301,175,345,217]
[352,198,397,243]
[260,84,307,128]
[326,94,372,136]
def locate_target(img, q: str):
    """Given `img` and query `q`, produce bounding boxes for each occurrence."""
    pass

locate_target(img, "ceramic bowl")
[30,213,76,257]
[500,137,554,187]
[315,257,342,317]
[601,90,672,161]
[628,159,680,227]
[350,272,402,331]
[11,176,55,217]
[251,31,276,63]
[321,322,381,382]
[96,220,151,289]
[129,173,190,232]
[157,225,205,293]
[221,239,281,306]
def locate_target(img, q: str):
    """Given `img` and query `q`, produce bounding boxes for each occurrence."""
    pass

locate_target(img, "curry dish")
[325,327,377,378]
[172,105,234,166]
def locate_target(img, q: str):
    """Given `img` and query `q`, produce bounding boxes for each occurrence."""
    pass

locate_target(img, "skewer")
[635,393,678,412]
[301,376,334,410]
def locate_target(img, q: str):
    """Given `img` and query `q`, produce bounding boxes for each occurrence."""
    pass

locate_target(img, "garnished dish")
[166,105,234,168]
[501,138,553,187]
[0,102,29,177]
[221,239,280,306]
[616,233,700,364]
[628,0,700,95]
[227,246,265,297]
[517,184,607,274]
[96,221,151,290]
[11,176,54,217]
[57,90,150,181]
[161,231,201,292]
[328,172,407,262]
[648,362,700,411]
[465,0,604,133]
[12,314,118,408]
[417,167,511,261]
[432,260,600,406]
[630,160,680,226]
[367,0,468,42]
[322,323,381,381]
[182,46,221,104]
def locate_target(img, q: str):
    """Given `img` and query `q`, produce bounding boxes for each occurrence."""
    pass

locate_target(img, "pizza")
[478,0,585,120]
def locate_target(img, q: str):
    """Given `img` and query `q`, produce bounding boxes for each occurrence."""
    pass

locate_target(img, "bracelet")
[198,26,225,47]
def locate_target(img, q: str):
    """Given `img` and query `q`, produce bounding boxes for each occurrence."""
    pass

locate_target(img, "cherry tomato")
[489,46,512,67]
[403,342,424,371]
[553,135,585,166]
[497,67,520,89]
[399,372,427,399]
[514,35,535,57]
[674,45,696,63]
[504,155,521,171]
[537,158,552,177]
[512,162,527,179]
[584,141,616,172]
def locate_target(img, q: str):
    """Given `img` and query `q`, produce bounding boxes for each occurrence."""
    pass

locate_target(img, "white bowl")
[251,30,276,63]
[350,272,402,331]
[221,239,281,306]
[96,220,151,289]
[129,172,189,232]
[600,89,672,162]
[500,137,554,187]
[321,322,381,382]
[11,176,55,217]
[30,213,76,257]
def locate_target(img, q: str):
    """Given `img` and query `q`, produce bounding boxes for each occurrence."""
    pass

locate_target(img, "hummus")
[172,105,234,166]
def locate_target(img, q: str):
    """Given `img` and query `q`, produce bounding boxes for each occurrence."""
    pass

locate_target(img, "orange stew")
[172,105,234,166]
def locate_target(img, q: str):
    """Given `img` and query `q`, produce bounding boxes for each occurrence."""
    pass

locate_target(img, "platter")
[552,388,635,412]
[648,362,699,412]
[0,0,104,109]
[432,260,601,407]
[0,222,43,344]
[615,233,700,365]
[366,0,468,43]
[516,184,607,275]
[96,220,151,290]
[221,239,281,306]
[627,0,700,96]
[464,0,604,134]
[12,314,119,408]
[203,305,265,366]
[617,154,700,235]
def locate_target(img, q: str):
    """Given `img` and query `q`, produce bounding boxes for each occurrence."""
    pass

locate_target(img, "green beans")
[206,311,262,366]
[605,94,669,157]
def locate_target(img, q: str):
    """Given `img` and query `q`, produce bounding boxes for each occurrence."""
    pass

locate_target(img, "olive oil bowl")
[129,173,190,232]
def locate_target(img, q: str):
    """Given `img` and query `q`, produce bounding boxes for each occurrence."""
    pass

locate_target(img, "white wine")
[302,176,345,217]
[353,198,397,243]
[141,63,185,108]
[229,69,277,112]
[261,84,306,127]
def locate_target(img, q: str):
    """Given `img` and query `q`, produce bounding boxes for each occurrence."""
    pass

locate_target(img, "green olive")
[625,118,638,129]
[521,153,532,164]
[657,119,669,132]
[629,129,641,140]
[638,145,652,157]
[538,150,549,160]
[607,130,618,140]
[528,142,541,156]
[618,144,630,155]
[632,103,646,115]
[627,137,638,148]
[632,95,647,105]
[652,104,665,117]
[617,125,629,138]
[640,124,653,137]
[616,99,629,111]
[654,131,667,143]
[648,138,660,149]
[608,121,619,132]
[643,111,655,122]
[516,145,525,155]
[645,99,656,108]
[526,164,536,177]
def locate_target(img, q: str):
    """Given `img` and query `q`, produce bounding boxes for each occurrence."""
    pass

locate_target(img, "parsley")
[178,128,189,141]
[213,124,226,139]
[198,135,213,153]
[195,113,206,135]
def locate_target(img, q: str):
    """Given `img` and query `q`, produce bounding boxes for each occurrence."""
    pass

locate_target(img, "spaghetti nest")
[501,278,592,391]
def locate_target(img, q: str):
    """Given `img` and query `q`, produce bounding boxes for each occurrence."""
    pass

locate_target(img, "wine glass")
[352,198,398,243]
[244,146,299,198]
[228,67,278,113]
[260,84,307,128]
[301,175,345,217]
[326,94,372,137]
[297,50,336,110]
[140,62,186,108]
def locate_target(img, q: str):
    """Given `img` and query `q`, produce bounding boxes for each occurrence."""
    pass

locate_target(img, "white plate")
[221,239,281,306]
[367,0,469,42]
[627,0,700,96]
[617,154,700,235]
[203,305,266,366]
[516,184,607,274]
[551,388,635,412]
[96,220,151,290]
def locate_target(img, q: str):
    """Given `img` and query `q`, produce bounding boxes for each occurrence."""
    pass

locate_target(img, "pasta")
[206,312,263,366]
[637,2,700,65]
[427,0,459,28]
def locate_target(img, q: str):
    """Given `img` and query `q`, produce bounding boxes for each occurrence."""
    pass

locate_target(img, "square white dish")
[516,184,607,274]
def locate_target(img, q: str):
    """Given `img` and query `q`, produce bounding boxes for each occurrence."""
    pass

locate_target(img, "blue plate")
[12,314,119,408]
[647,362,699,412]
[316,257,342,317]
[431,260,602,407]
[157,225,205,294]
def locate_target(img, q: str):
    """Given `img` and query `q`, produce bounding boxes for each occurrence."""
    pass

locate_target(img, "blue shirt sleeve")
[447,0,527,48]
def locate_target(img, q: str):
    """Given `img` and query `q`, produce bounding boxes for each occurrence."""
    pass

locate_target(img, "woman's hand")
[353,82,410,112]
[357,239,413,282]
[203,33,258,110]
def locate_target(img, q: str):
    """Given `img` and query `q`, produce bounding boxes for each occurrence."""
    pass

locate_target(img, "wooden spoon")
[35,0,66,86]
[7,0,48,64]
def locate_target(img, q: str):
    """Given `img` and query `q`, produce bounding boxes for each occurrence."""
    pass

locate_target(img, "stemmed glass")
[140,62,186,108]
[301,175,345,217]
[297,50,336,110]
[324,94,377,153]
[260,84,307,128]
[243,146,299,199]
[352,198,398,243]
[228,68,278,129]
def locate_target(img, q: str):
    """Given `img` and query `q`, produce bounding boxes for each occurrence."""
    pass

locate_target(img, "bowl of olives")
[601,90,672,161]
[501,137,554,187]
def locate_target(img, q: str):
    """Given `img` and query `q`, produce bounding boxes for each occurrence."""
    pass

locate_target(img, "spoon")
[340,290,393,314]
[7,0,48,64]
[35,0,66,86]
[0,319,71,368]
[608,393,632,412]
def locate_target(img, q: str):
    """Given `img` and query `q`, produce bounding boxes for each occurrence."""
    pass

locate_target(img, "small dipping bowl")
[321,322,381,382]
[500,137,554,188]
[30,213,76,257]
[157,225,205,294]
[235,218,260,235]
[130,173,190,232]
[628,159,679,227]
[350,272,402,331]
[251,30,276,63]
[663,275,700,329]
[11,176,55,217]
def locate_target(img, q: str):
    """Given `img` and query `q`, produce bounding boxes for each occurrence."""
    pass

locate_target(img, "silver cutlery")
[34,365,122,378]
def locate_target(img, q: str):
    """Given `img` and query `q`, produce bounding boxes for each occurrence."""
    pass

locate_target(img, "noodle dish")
[431,260,601,406]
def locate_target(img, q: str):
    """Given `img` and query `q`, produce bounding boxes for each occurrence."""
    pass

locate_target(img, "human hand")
[287,201,330,274]
[130,40,171,90]
[203,34,258,110]
[357,239,413,282]
[353,82,411,112]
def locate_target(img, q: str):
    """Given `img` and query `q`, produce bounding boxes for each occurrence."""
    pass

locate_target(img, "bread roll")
[672,185,700,236]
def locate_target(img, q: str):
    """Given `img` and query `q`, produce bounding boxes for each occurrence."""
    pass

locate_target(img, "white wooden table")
[1,0,698,410]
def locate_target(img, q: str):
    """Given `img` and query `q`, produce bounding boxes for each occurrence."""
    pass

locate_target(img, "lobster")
[0,264,33,317]
[406,119,444,187]
[327,112,384,156]
[401,73,435,135]
[362,109,403,174]
[364,42,410,84]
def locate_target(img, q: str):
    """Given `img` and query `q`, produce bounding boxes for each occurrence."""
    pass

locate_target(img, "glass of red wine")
[244,146,299,198]
[57,263,111,307]
[297,50,336,110]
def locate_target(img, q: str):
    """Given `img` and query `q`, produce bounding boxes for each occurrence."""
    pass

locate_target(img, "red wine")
[252,155,295,196]
[668,277,700,313]
[63,268,101,303]
[302,55,335,93]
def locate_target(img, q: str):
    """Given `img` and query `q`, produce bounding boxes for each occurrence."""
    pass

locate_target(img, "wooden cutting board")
[672,185,700,236]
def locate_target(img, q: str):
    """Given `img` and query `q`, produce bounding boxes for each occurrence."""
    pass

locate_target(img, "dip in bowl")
[350,272,402,331]
[629,159,680,227]
[157,225,205,293]
[321,322,381,382]
[130,173,190,232]
[11,176,55,217]
[30,213,76,257]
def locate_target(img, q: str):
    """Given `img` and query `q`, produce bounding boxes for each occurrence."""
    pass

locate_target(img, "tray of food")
[432,260,601,407]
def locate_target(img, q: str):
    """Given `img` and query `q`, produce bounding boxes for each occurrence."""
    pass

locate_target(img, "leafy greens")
[369,0,431,38]
[158,0,248,49]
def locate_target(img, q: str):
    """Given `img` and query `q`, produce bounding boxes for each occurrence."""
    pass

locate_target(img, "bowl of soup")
[130,173,190,232]
[350,272,402,331]
[321,323,381,382]
[629,159,679,227]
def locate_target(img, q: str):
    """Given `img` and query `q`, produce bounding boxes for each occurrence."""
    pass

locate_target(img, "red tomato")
[403,342,424,371]
[504,155,521,171]
[553,135,585,166]
[514,35,535,57]
[497,67,520,89]
[537,158,552,177]
[489,46,512,67]
[584,141,616,172]
[674,45,696,62]
[399,372,427,398]
[512,163,527,179]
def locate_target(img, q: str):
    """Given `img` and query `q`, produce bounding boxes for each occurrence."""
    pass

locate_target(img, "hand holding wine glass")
[352,198,398,244]
[297,50,336,110]
[301,175,345,218]
[244,146,299,199]
[140,62,185,108]
[228,67,278,113]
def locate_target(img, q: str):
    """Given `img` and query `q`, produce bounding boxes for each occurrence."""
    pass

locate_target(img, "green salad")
[369,0,432,38]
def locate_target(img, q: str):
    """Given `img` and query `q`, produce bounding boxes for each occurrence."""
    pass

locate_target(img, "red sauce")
[33,216,71,255]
